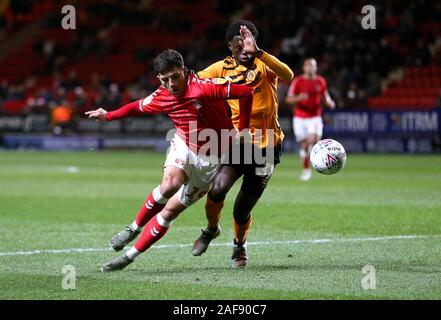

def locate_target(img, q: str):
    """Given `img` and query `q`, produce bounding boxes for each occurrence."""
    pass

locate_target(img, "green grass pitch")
[0,150,440,299]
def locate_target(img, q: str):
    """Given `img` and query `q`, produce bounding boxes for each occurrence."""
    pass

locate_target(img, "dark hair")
[153,49,184,74]
[225,20,258,42]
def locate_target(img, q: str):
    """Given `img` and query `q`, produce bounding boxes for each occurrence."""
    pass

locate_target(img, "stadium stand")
[0,0,441,117]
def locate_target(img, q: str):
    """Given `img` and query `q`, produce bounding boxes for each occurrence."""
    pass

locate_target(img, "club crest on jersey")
[192,100,202,110]
[245,70,256,81]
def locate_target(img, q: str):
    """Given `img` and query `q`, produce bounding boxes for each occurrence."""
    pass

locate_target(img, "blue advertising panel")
[322,109,440,137]
[319,109,440,153]
[2,110,440,153]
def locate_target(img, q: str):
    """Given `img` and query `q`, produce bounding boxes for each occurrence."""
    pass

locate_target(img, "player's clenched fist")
[85,108,108,121]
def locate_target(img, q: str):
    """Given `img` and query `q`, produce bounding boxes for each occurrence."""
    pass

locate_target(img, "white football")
[310,139,347,175]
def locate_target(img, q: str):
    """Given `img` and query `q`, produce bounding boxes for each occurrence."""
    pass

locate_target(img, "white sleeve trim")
[227,82,231,98]
[138,100,143,112]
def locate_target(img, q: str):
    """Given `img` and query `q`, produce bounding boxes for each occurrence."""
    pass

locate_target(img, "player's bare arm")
[286,93,308,105]
[324,90,336,109]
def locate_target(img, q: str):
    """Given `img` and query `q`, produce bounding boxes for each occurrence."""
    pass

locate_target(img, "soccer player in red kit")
[285,58,335,181]
[86,49,253,272]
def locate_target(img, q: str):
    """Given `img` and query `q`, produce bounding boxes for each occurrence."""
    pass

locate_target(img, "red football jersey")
[105,74,252,152]
[287,75,327,118]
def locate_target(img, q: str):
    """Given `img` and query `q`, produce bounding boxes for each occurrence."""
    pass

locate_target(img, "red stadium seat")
[2,100,28,114]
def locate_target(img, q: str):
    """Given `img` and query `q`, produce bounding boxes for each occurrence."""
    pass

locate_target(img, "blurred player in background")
[285,58,335,181]
[192,21,294,268]
[86,49,253,272]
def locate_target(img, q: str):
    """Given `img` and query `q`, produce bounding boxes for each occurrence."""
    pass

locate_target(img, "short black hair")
[225,20,258,42]
[153,49,184,74]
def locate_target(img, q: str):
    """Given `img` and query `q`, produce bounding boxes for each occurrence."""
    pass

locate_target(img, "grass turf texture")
[0,150,440,300]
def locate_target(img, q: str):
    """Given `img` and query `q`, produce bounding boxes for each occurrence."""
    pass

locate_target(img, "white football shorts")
[164,133,220,206]
[293,116,323,142]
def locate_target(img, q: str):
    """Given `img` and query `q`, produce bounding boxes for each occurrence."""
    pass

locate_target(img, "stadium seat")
[369,65,441,110]
[2,100,28,114]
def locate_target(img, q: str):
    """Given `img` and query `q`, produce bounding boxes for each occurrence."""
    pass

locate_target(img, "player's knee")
[209,177,228,202]
[300,141,308,150]
[161,173,185,197]
[307,135,319,145]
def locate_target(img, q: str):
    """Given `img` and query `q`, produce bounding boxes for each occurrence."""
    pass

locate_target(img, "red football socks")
[300,149,310,169]
[135,187,168,227]
[134,214,170,253]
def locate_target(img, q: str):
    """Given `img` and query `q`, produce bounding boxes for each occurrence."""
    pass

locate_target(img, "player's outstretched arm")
[201,80,253,130]
[240,25,294,82]
[85,101,143,121]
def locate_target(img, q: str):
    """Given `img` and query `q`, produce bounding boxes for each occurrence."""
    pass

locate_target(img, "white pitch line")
[0,247,111,257]
[0,234,439,257]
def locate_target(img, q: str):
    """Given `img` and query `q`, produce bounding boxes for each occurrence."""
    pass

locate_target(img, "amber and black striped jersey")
[197,51,293,148]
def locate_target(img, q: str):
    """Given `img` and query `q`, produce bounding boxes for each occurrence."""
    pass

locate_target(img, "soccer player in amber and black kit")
[86,49,253,272]
[192,21,294,268]
[285,58,335,181]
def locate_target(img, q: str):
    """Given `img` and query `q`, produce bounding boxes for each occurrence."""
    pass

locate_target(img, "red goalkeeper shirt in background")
[287,75,327,118]
[105,73,252,153]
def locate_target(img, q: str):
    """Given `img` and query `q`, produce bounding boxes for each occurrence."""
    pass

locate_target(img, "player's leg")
[299,138,312,181]
[132,165,186,228]
[109,166,186,251]
[306,134,320,152]
[302,133,319,181]
[230,164,274,268]
[101,194,187,272]
[191,164,243,256]
[102,158,219,272]
[110,134,189,251]
[301,116,323,181]
[133,134,191,228]
[294,117,311,181]
[128,194,186,257]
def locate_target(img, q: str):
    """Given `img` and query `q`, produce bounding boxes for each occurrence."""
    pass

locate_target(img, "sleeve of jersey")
[105,101,143,121]
[196,62,222,79]
[201,81,253,131]
[259,51,294,82]
[105,97,161,121]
